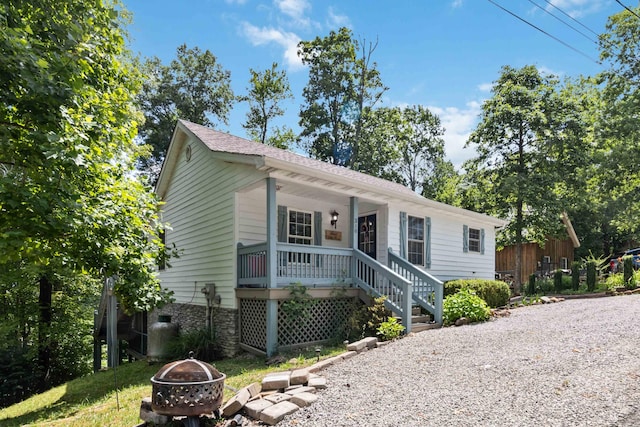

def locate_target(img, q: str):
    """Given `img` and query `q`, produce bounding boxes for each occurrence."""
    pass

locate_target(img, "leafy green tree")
[241,62,295,149]
[464,65,587,291]
[596,6,640,242]
[137,44,234,179]
[298,27,386,167]
[393,105,446,193]
[422,158,462,206]
[0,0,171,392]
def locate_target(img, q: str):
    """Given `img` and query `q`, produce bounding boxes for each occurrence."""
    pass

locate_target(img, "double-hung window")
[288,209,312,263]
[468,227,481,253]
[408,216,424,265]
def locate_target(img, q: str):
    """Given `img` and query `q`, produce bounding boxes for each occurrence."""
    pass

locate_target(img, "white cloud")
[274,0,312,28]
[428,101,483,168]
[545,0,608,18]
[240,22,304,70]
[451,0,464,8]
[224,0,247,4]
[477,82,493,92]
[327,6,351,28]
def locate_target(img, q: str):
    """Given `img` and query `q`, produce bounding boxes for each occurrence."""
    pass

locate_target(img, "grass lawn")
[0,347,344,427]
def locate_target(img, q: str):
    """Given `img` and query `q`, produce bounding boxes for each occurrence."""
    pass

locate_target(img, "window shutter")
[399,211,407,258]
[277,205,287,243]
[425,217,431,268]
[313,211,322,246]
[481,228,485,255]
[463,225,469,253]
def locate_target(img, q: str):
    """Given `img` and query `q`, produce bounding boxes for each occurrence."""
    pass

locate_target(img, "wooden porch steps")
[395,309,440,333]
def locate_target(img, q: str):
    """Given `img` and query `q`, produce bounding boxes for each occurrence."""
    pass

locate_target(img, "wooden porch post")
[350,197,358,282]
[265,177,278,356]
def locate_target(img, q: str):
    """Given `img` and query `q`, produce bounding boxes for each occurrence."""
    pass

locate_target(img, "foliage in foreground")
[376,317,405,341]
[0,347,344,427]
[443,288,491,326]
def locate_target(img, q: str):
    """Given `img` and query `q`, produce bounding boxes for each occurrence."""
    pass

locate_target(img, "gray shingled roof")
[180,119,419,199]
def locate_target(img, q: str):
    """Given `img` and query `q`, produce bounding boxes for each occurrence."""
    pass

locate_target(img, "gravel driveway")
[280,295,640,427]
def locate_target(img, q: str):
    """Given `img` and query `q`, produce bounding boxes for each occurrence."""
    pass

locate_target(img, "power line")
[487,0,600,64]
[541,0,600,37]
[527,0,598,44]
[615,0,640,20]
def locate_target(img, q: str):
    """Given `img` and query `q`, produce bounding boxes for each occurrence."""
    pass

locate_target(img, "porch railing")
[237,242,352,287]
[353,249,413,333]
[388,248,443,324]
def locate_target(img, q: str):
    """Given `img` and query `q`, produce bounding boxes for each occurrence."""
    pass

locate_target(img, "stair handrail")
[388,248,443,324]
[353,248,413,333]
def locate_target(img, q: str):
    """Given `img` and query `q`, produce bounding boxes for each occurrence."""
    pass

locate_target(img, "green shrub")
[443,288,491,326]
[571,262,581,291]
[343,296,392,341]
[444,279,511,307]
[376,317,405,341]
[527,274,536,296]
[605,273,625,291]
[553,270,564,293]
[623,255,635,289]
[586,260,597,292]
[166,327,222,361]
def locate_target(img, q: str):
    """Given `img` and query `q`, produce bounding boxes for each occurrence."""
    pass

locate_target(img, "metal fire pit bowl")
[151,353,226,417]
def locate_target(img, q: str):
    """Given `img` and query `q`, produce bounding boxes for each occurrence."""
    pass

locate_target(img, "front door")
[358,214,377,259]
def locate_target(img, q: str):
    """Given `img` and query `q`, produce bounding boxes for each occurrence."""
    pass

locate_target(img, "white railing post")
[434,282,444,325]
[403,279,412,334]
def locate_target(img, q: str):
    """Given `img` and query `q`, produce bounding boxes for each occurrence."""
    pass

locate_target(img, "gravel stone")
[279,295,640,427]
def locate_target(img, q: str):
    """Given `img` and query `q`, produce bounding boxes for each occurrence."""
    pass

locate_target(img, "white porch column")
[265,177,278,356]
[350,197,358,282]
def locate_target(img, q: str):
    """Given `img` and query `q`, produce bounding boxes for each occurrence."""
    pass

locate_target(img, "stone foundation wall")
[150,303,239,358]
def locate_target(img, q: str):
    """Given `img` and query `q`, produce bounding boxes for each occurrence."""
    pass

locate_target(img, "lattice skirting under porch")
[239,297,357,352]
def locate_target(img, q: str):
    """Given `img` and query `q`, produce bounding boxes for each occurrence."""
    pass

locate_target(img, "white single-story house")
[152,120,506,357]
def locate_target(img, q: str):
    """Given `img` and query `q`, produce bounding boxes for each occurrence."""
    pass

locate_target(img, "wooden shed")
[495,213,580,283]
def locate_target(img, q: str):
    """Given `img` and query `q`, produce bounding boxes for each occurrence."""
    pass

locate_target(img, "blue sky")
[124,0,622,166]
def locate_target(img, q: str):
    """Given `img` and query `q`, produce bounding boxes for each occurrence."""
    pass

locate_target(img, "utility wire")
[541,0,600,37]
[487,0,600,64]
[615,0,640,20]
[527,0,598,44]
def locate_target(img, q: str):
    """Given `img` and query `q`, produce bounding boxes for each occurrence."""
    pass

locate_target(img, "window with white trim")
[468,227,481,253]
[560,257,568,270]
[288,209,312,262]
[408,216,424,265]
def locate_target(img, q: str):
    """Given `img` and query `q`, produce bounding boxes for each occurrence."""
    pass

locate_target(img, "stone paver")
[264,393,292,404]
[289,391,318,407]
[221,387,250,417]
[290,368,310,385]
[260,401,299,425]
[285,385,316,395]
[244,398,274,420]
[262,371,291,390]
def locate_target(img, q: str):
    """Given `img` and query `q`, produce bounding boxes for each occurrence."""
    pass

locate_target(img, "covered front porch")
[234,178,443,356]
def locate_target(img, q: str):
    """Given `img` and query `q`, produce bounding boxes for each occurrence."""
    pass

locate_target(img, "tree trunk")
[38,275,52,392]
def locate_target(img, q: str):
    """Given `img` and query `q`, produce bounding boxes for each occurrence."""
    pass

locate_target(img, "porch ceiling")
[269,170,390,205]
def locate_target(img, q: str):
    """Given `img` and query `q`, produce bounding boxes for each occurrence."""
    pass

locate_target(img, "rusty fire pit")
[151,353,226,420]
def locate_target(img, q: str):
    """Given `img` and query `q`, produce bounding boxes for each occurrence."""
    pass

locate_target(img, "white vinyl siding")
[388,205,497,282]
[159,137,266,309]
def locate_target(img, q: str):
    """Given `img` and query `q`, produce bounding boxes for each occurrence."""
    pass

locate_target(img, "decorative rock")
[264,393,292,404]
[363,337,378,348]
[139,397,170,425]
[455,317,470,326]
[245,382,262,397]
[289,391,319,407]
[221,387,251,417]
[308,357,337,373]
[243,399,274,420]
[340,351,358,360]
[285,385,317,395]
[307,376,327,389]
[262,371,291,390]
[265,355,286,365]
[260,401,299,425]
[346,340,367,352]
[290,368,310,385]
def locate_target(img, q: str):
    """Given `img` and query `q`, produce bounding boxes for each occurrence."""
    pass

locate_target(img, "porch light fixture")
[330,210,339,229]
